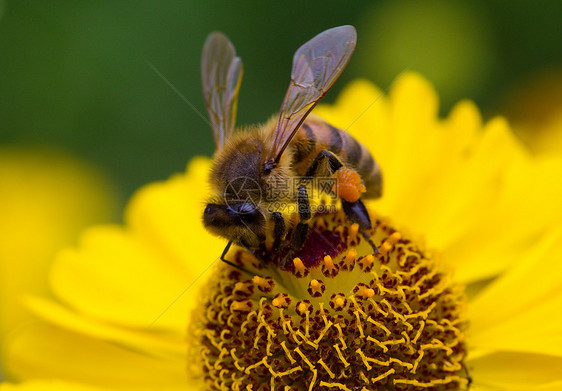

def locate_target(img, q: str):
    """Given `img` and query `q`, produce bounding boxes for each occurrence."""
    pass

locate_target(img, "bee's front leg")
[220,240,267,275]
[220,240,249,273]
[280,184,311,269]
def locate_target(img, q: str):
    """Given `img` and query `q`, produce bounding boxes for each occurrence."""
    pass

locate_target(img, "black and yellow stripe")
[291,119,382,199]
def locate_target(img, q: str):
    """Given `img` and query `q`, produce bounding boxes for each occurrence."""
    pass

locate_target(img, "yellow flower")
[0,147,118,375]
[3,73,562,390]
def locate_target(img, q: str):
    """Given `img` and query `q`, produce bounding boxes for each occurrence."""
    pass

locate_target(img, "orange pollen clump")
[333,166,367,203]
[189,211,469,391]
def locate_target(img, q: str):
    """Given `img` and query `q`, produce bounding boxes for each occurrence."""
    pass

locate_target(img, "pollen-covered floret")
[189,209,469,391]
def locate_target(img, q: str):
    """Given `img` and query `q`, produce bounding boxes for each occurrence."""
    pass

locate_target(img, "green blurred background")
[1,0,561,208]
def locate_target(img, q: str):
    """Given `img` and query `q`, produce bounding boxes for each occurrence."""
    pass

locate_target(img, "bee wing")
[267,25,356,163]
[201,32,243,151]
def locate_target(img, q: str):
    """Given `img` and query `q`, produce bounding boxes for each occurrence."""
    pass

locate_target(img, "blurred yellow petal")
[0,381,192,391]
[48,157,220,335]
[50,225,194,331]
[5,322,187,388]
[0,147,118,368]
[23,296,185,358]
[469,230,562,357]
[125,157,223,280]
[0,380,102,391]
[469,352,562,390]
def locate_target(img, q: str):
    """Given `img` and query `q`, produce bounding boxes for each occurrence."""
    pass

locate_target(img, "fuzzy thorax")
[203,118,300,247]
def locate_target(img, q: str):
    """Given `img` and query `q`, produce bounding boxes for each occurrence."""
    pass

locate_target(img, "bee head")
[203,201,266,247]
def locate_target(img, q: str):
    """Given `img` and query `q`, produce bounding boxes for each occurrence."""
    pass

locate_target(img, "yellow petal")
[0,147,118,368]
[443,154,562,283]
[0,380,102,391]
[374,73,440,216]
[443,99,483,154]
[125,157,225,280]
[469,351,562,390]
[23,296,185,358]
[471,291,562,358]
[49,158,222,332]
[5,322,187,388]
[0,382,193,391]
[49,225,201,331]
[470,230,562,356]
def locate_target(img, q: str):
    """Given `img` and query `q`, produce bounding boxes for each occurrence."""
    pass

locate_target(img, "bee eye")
[203,204,221,221]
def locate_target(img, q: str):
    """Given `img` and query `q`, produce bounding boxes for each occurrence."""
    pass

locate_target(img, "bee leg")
[280,223,309,270]
[341,199,379,254]
[219,240,259,275]
[272,211,286,250]
[305,150,343,177]
[220,240,242,270]
[297,183,312,223]
[280,185,311,269]
[307,150,378,254]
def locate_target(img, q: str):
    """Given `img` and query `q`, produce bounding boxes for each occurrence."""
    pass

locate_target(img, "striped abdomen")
[290,118,382,199]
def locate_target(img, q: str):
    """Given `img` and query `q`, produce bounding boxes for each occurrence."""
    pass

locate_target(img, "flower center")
[189,209,469,390]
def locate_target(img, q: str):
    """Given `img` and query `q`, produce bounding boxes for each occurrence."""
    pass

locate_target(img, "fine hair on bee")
[200,26,382,270]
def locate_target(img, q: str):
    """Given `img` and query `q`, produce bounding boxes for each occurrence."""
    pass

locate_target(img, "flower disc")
[190,210,469,390]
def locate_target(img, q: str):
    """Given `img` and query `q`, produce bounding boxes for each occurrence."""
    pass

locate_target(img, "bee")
[201,26,382,268]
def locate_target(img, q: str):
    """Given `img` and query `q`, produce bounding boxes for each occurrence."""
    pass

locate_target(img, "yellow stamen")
[293,257,306,276]
[324,255,334,269]
[354,285,375,299]
[308,279,325,297]
[233,281,253,296]
[343,247,357,267]
[357,254,374,271]
[333,295,346,309]
[349,222,359,242]
[231,300,252,312]
[297,301,310,315]
[272,293,290,308]
[252,275,274,292]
